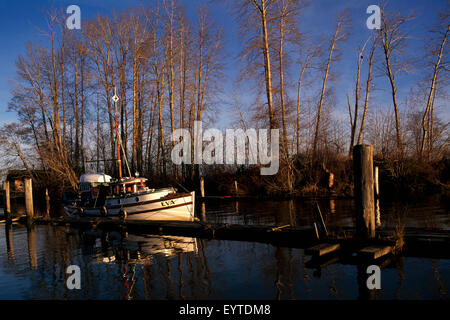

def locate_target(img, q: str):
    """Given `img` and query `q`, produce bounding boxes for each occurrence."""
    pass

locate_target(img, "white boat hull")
[65,191,195,221]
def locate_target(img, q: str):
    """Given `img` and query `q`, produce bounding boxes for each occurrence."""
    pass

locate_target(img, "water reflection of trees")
[1,224,448,299]
[2,225,210,299]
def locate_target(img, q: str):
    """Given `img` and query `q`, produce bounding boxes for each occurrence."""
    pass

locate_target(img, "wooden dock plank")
[305,243,340,256]
[359,246,392,260]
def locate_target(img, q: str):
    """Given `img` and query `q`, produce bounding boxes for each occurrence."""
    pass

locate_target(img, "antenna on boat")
[112,87,123,179]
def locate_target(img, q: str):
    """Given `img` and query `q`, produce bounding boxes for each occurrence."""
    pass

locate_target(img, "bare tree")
[312,10,349,155]
[274,0,307,157]
[378,6,415,155]
[235,0,277,129]
[420,19,449,158]
[348,38,369,155]
[295,42,319,154]
[357,36,378,145]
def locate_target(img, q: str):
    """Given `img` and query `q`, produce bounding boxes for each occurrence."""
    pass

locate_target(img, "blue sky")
[0,0,448,127]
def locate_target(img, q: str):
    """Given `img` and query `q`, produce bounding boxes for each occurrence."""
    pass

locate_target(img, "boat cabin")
[115,177,148,195]
[79,173,113,207]
[78,173,149,207]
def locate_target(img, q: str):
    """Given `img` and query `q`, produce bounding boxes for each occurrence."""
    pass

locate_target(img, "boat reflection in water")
[80,230,200,299]
[90,232,199,264]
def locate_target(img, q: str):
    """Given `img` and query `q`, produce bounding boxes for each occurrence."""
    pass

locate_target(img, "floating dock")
[20,216,450,261]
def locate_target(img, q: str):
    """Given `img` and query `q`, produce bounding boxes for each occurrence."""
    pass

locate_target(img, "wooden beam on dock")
[359,246,393,260]
[305,243,340,257]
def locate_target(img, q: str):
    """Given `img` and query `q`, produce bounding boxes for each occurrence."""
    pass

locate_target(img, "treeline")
[3,1,224,190]
[0,0,448,196]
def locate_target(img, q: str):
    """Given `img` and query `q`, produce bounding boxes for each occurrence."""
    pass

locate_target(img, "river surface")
[0,196,449,300]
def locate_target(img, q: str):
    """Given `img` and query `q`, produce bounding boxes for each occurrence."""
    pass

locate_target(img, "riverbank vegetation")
[0,1,448,200]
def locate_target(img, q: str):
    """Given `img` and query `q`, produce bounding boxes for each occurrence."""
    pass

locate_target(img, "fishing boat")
[64,173,195,221]
[64,89,195,221]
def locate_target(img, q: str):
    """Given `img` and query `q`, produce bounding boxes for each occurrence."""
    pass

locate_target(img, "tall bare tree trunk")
[357,37,377,145]
[296,65,306,155]
[96,94,100,172]
[179,17,186,180]
[251,0,275,129]
[383,49,402,154]
[349,40,368,155]
[313,15,345,154]
[378,11,415,156]
[420,25,448,158]
[278,2,288,157]
[80,51,86,173]
[60,43,67,155]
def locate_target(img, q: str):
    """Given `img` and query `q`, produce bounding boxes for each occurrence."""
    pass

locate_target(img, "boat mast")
[112,87,122,180]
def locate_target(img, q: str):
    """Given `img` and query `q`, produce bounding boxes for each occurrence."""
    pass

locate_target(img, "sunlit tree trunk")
[313,13,346,154]
[420,25,448,158]
[357,37,377,145]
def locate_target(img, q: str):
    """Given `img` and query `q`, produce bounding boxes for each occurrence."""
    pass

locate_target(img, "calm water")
[0,196,449,300]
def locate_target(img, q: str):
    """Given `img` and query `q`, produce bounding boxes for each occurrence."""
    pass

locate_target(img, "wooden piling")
[24,178,34,220]
[328,172,334,189]
[374,166,381,226]
[374,166,379,198]
[2,181,11,221]
[375,199,381,227]
[353,144,375,239]
[45,188,50,220]
[201,202,206,222]
[234,180,238,196]
[200,177,205,198]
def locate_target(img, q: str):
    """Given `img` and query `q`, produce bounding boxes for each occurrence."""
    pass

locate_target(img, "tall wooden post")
[328,172,334,189]
[374,166,379,198]
[234,180,239,196]
[200,177,205,198]
[24,178,34,221]
[45,188,50,220]
[374,166,381,226]
[201,202,206,222]
[2,181,11,221]
[353,144,375,239]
